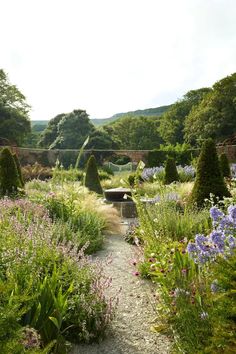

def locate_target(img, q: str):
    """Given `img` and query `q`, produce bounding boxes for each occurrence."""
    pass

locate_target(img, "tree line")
[1,68,236,151]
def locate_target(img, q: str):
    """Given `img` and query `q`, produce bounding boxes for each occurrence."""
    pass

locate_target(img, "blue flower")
[195,234,209,252]
[210,231,225,251]
[211,279,219,293]
[228,205,236,222]
[227,235,236,249]
[210,206,224,222]
[187,242,198,253]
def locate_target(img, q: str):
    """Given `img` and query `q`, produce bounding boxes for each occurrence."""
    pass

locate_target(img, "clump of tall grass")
[26,181,121,253]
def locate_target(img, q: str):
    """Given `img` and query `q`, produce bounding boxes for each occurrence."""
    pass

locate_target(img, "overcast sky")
[1,0,236,120]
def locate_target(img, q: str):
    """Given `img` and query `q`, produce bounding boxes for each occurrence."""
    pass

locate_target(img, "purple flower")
[210,231,225,251]
[227,235,236,249]
[195,234,209,252]
[228,205,236,222]
[210,279,219,293]
[187,242,198,253]
[210,206,224,222]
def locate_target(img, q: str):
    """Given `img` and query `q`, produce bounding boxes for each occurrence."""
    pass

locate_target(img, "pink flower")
[132,271,140,276]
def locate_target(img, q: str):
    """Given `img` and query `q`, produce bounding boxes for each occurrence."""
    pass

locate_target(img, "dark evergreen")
[191,139,231,207]
[84,155,103,195]
[219,153,231,178]
[164,157,179,184]
[0,148,21,197]
[13,153,24,187]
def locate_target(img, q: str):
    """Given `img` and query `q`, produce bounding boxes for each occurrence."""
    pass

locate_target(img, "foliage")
[52,165,110,184]
[185,73,236,145]
[0,147,22,197]
[142,165,195,183]
[0,69,31,145]
[191,139,230,207]
[87,129,119,149]
[159,88,211,145]
[164,158,179,184]
[103,115,163,150]
[0,198,117,352]
[109,154,131,165]
[22,163,53,181]
[27,182,120,254]
[84,155,103,195]
[50,110,94,149]
[133,164,236,353]
[147,143,197,167]
[13,153,24,187]
[220,153,231,178]
[38,114,65,148]
[205,254,236,353]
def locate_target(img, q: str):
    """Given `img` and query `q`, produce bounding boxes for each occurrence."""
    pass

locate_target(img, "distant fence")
[2,145,236,167]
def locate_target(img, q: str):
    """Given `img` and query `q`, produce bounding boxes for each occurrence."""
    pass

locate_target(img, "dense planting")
[0,198,118,353]
[130,160,236,353]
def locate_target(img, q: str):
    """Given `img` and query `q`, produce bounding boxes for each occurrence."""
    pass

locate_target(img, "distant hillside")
[91,105,171,126]
[31,120,49,126]
[31,105,171,129]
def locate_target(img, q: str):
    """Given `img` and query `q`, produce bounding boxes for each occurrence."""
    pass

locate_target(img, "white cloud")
[1,0,236,119]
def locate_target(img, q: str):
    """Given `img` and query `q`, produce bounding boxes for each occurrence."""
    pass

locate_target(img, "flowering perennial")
[187,205,236,264]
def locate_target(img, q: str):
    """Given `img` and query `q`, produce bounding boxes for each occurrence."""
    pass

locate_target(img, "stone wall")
[4,145,236,166]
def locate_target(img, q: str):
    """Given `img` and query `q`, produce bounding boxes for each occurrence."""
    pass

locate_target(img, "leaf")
[31,302,42,326]
[75,136,89,169]
[150,323,169,333]
[49,316,60,330]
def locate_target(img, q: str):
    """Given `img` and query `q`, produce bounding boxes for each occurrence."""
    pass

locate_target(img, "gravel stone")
[70,222,171,354]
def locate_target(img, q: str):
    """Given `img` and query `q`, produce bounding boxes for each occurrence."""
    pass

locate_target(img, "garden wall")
[6,145,236,166]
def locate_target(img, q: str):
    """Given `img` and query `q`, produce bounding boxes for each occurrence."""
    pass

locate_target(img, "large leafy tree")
[159,88,211,145]
[38,113,66,148]
[103,115,163,149]
[39,110,118,150]
[0,69,30,145]
[87,129,119,149]
[184,73,236,145]
[50,109,94,149]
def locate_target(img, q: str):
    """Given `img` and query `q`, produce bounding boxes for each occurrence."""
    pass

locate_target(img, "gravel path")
[71,223,171,354]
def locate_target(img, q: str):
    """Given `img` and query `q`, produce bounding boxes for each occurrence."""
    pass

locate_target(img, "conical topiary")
[164,157,179,184]
[84,155,103,194]
[219,153,231,178]
[191,139,231,207]
[13,153,24,187]
[0,147,21,197]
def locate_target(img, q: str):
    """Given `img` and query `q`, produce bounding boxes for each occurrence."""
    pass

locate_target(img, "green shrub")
[147,144,198,167]
[191,139,231,207]
[147,149,166,167]
[164,157,179,184]
[13,153,24,187]
[0,147,21,197]
[101,164,114,176]
[98,170,111,181]
[84,155,103,194]
[109,154,131,165]
[205,254,236,353]
[219,153,231,178]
